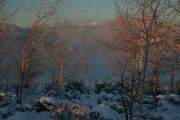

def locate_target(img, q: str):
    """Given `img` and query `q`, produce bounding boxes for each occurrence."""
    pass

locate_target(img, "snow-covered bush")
[52,105,74,120]
[90,104,119,120]
[52,104,90,120]
[109,102,124,113]
[0,93,12,107]
[0,92,6,97]
[143,95,154,105]
[97,96,109,105]
[34,96,55,112]
[95,81,118,94]
[89,111,101,120]
[166,94,180,105]
[0,92,6,101]
[0,108,14,119]
[15,104,33,112]
[65,80,86,93]
[35,101,49,112]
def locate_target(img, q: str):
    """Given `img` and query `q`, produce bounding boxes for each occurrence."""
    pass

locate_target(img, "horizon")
[8,0,118,27]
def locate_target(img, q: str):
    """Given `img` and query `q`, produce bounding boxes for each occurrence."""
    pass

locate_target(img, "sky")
[8,0,117,27]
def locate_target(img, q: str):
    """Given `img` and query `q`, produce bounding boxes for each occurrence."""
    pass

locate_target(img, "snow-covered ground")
[6,112,51,120]
[0,85,180,120]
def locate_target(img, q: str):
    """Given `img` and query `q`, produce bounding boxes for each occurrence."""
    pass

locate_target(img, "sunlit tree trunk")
[59,62,64,85]
[170,71,175,93]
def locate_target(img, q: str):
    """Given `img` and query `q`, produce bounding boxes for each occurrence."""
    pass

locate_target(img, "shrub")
[95,80,118,93]
[52,105,90,120]
[65,80,85,93]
